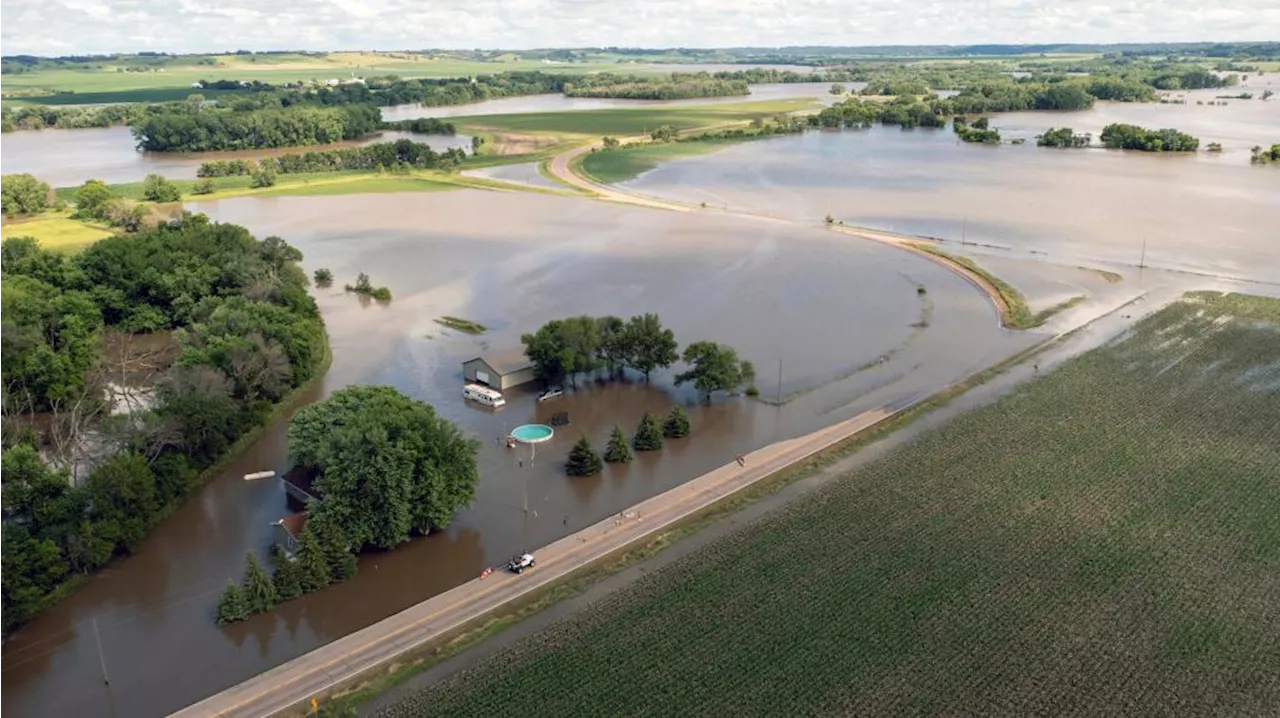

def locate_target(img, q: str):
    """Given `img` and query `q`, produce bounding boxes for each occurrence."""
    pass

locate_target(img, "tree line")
[1,216,327,632]
[1251,144,1280,165]
[1099,123,1200,152]
[564,73,749,100]
[1037,127,1092,148]
[521,314,755,401]
[196,140,467,177]
[132,103,381,152]
[378,117,456,134]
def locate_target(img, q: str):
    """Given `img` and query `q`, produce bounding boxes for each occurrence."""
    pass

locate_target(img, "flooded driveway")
[1,190,1031,718]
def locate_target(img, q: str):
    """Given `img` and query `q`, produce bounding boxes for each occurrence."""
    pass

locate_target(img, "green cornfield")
[379,292,1280,717]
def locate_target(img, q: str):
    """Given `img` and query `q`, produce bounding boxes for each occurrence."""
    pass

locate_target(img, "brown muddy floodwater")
[625,83,1280,285]
[0,130,471,187]
[1,190,1035,717]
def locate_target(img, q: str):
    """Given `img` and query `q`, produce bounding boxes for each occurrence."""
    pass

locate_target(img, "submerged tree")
[295,524,332,593]
[241,551,278,615]
[663,407,691,439]
[625,313,678,380]
[566,435,603,476]
[215,580,250,625]
[633,412,664,451]
[269,543,302,601]
[603,425,633,463]
[674,341,756,402]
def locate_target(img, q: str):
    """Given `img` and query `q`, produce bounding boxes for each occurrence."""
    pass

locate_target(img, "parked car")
[537,387,564,402]
[506,553,536,573]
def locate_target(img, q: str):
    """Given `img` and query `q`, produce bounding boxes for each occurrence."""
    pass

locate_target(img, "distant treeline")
[2,103,146,131]
[378,117,456,134]
[132,104,381,151]
[1099,124,1199,152]
[565,74,749,100]
[196,139,467,177]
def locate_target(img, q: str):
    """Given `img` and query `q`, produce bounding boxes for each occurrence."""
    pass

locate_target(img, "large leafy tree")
[625,313,678,380]
[288,386,480,551]
[1,173,51,216]
[674,341,756,401]
[521,317,600,388]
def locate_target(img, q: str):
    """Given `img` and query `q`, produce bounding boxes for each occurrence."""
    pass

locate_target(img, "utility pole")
[776,358,783,404]
[961,217,968,246]
[1139,235,1147,269]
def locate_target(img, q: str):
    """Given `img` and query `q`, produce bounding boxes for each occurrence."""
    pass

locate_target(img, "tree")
[603,425,632,463]
[142,174,181,202]
[240,551,278,614]
[295,524,332,592]
[288,385,480,551]
[313,267,334,285]
[663,406,691,438]
[601,136,621,151]
[269,543,302,601]
[624,313,678,380]
[250,166,277,188]
[633,411,664,451]
[650,125,677,142]
[596,316,630,376]
[192,178,216,195]
[104,199,148,232]
[73,179,115,219]
[215,581,250,625]
[674,341,755,401]
[84,452,160,554]
[566,434,603,476]
[311,514,359,581]
[521,317,600,388]
[1,173,52,216]
[829,83,846,95]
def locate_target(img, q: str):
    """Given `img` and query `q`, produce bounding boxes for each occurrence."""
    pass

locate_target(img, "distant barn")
[462,348,535,390]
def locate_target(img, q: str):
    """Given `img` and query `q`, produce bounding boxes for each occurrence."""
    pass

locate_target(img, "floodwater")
[462,161,563,191]
[624,89,1280,285]
[380,82,850,121]
[0,129,471,187]
[0,190,1033,718]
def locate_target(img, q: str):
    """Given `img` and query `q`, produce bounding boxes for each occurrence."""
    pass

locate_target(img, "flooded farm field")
[623,93,1280,285]
[0,190,1036,717]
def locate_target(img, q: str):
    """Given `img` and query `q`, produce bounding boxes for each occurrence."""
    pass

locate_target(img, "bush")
[314,267,333,285]
[603,425,633,463]
[1,173,52,216]
[566,435,603,476]
[250,167,277,188]
[73,179,115,219]
[142,174,181,202]
[369,286,392,301]
[633,412,664,451]
[192,178,216,195]
[662,407,691,439]
[215,581,249,625]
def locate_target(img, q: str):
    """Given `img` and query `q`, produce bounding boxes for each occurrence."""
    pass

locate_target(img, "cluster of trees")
[1,103,146,132]
[378,117,456,134]
[286,386,480,553]
[1251,144,1280,164]
[131,103,381,151]
[1,216,326,632]
[1,174,54,215]
[812,97,944,130]
[564,73,749,100]
[287,72,577,108]
[566,407,692,476]
[1037,127,1092,148]
[72,178,150,232]
[196,140,467,178]
[344,272,392,301]
[217,520,356,625]
[952,116,1001,144]
[1099,123,1200,152]
[861,79,930,96]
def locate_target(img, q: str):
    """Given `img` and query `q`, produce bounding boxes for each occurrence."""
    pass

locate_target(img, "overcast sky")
[2,0,1278,56]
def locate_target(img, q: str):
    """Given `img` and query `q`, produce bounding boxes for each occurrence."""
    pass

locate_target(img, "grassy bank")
[578,138,753,184]
[454,99,816,139]
[434,316,487,334]
[376,292,1280,717]
[915,245,1037,328]
[0,212,115,251]
[53,170,470,205]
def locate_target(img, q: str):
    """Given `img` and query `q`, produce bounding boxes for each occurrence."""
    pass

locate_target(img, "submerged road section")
[172,406,896,718]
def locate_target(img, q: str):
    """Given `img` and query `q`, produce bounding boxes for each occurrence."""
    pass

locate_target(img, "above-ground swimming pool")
[510,424,555,443]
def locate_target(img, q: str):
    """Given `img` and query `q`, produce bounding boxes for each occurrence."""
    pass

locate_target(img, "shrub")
[313,267,334,285]
[192,178,216,195]
[250,167,277,188]
[1,173,52,216]
[603,425,633,463]
[566,435,603,476]
[633,412,664,451]
[215,581,249,625]
[142,174,181,202]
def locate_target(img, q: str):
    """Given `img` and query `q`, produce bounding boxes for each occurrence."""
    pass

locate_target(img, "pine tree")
[633,411,664,451]
[269,543,302,601]
[296,524,332,593]
[241,551,278,615]
[663,406,691,439]
[565,435,603,476]
[215,581,249,625]
[603,425,633,463]
[316,521,359,582]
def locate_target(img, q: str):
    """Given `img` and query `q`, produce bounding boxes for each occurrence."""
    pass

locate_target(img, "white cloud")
[1,0,1278,56]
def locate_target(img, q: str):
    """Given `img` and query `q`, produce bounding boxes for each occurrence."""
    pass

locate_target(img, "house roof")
[466,347,533,376]
[276,511,308,537]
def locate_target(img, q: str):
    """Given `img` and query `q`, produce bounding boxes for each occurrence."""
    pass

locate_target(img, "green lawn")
[377,292,1280,718]
[579,138,759,183]
[454,99,818,138]
[1,213,115,252]
[54,170,461,202]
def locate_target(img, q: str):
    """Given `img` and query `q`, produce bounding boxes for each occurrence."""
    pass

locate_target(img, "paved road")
[173,407,894,718]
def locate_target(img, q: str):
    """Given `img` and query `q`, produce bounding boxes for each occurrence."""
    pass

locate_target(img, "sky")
[2,0,1278,56]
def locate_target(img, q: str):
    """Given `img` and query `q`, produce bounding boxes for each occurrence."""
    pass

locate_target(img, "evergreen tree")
[269,543,302,601]
[215,580,249,625]
[633,411,664,451]
[315,520,359,582]
[603,425,633,463]
[565,435,603,476]
[241,551,278,614]
[296,525,332,593]
[663,407,691,439]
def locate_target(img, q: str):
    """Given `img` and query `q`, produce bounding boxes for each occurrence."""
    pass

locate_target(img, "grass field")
[53,170,464,203]
[0,213,115,251]
[377,292,1280,718]
[454,99,817,139]
[579,138,756,183]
